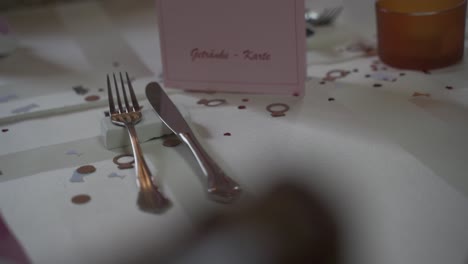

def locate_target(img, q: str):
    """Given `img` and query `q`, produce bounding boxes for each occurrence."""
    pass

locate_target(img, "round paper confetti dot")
[238,105,246,109]
[71,194,91,205]
[85,95,100,102]
[328,97,335,102]
[373,83,382,88]
[445,86,453,90]
[163,137,182,147]
[76,165,96,174]
[224,133,232,136]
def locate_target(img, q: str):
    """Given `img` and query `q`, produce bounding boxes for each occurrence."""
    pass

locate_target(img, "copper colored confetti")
[84,95,100,102]
[1,129,8,132]
[267,103,290,117]
[71,194,91,205]
[445,86,453,90]
[198,99,227,107]
[224,132,231,136]
[163,137,182,147]
[412,92,431,97]
[76,165,96,174]
[113,154,134,169]
[323,69,350,82]
[271,112,286,117]
[238,105,246,109]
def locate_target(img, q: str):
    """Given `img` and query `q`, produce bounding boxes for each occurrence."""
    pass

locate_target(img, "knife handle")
[179,132,241,203]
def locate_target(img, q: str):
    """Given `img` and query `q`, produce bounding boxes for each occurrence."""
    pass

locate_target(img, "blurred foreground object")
[158,182,341,264]
[376,0,466,70]
[0,17,16,56]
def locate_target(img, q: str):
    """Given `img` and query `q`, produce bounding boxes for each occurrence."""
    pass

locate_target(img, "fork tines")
[106,72,140,114]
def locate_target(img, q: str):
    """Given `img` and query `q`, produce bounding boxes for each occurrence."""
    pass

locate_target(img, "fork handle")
[126,124,170,212]
[178,132,241,203]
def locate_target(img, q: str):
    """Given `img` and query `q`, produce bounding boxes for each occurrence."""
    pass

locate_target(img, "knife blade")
[145,82,241,203]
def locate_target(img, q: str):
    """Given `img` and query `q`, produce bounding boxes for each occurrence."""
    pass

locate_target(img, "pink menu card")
[156,0,306,95]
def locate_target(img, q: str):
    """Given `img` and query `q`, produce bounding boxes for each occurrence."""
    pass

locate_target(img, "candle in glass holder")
[376,0,466,70]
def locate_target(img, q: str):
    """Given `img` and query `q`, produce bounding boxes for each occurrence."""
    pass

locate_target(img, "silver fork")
[305,6,343,26]
[107,72,170,213]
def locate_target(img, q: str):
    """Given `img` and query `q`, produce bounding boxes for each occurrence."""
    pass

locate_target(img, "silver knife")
[145,82,241,203]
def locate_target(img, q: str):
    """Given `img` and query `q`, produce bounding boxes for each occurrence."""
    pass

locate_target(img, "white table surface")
[1,1,468,264]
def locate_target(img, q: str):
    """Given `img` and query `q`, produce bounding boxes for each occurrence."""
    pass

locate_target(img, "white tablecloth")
[1,1,468,263]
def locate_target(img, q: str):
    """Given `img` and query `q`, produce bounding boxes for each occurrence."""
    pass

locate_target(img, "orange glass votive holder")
[376,0,467,70]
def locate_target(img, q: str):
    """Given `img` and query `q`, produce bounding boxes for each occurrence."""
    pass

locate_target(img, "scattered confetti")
[84,95,100,102]
[1,129,8,133]
[108,172,125,179]
[412,92,431,97]
[77,165,96,174]
[0,94,18,103]
[238,105,246,109]
[163,136,182,147]
[65,150,82,156]
[70,171,87,182]
[72,85,89,95]
[328,97,335,101]
[224,132,232,136]
[197,99,227,107]
[373,84,383,88]
[11,104,39,114]
[323,69,350,82]
[113,154,134,169]
[368,72,398,82]
[71,194,91,205]
[445,86,453,90]
[267,103,290,117]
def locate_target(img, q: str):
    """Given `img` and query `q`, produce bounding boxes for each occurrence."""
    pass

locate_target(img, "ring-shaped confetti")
[324,69,350,81]
[113,154,135,169]
[205,99,227,107]
[267,103,290,117]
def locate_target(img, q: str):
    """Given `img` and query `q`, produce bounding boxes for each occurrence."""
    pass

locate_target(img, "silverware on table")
[145,82,241,203]
[107,73,170,213]
[305,6,343,27]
